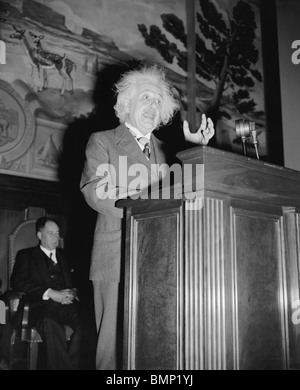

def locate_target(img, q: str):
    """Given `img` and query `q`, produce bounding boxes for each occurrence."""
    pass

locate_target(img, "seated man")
[10,216,82,370]
[0,321,13,370]
[0,286,12,370]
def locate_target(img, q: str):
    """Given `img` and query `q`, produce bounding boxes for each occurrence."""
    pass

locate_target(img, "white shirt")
[40,245,57,264]
[125,122,151,151]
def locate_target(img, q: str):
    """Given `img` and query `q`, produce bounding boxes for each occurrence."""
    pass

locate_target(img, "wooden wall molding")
[0,173,68,214]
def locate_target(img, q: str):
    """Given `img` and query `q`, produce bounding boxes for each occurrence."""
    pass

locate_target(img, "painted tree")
[138,0,262,124]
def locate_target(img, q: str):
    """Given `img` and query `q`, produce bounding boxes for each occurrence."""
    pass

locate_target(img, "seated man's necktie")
[138,137,151,159]
[49,252,55,264]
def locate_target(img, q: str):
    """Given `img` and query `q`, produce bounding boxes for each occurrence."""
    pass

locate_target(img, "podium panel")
[119,146,300,370]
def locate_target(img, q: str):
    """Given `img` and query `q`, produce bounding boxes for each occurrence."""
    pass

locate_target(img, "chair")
[6,207,73,370]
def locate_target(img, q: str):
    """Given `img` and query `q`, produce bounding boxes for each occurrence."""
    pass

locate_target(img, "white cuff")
[42,288,51,300]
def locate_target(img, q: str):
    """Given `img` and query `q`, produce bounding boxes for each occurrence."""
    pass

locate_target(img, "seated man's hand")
[183,114,215,145]
[61,288,79,303]
[48,289,75,305]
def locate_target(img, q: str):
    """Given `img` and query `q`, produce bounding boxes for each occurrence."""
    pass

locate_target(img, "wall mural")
[194,0,266,158]
[0,0,267,181]
[131,0,266,159]
[0,0,187,181]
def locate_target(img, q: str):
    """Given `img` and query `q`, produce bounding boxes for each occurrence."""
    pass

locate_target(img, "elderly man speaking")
[80,63,215,370]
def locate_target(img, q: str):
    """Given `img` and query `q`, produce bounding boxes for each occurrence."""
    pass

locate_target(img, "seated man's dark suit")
[10,246,81,370]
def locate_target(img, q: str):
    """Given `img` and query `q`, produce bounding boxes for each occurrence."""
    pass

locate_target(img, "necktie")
[138,137,151,159]
[49,252,55,264]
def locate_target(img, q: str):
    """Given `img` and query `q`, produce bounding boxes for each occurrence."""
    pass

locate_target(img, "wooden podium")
[118,146,300,370]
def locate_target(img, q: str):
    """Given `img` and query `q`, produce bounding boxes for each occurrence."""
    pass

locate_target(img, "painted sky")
[35,0,186,55]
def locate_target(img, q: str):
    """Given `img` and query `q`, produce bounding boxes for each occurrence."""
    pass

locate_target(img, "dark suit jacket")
[10,246,74,303]
[80,123,171,283]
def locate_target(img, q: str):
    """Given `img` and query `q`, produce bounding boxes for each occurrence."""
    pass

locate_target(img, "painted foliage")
[122,0,266,158]
[194,0,265,158]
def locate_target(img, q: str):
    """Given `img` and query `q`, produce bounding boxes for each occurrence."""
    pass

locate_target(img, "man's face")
[126,82,163,135]
[38,221,60,251]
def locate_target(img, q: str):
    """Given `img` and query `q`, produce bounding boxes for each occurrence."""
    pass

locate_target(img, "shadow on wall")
[58,63,137,369]
[58,63,132,292]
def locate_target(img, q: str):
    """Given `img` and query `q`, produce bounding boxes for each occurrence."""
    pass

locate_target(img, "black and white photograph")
[0,0,300,376]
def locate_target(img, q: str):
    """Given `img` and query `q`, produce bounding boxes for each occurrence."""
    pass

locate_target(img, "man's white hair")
[113,64,180,126]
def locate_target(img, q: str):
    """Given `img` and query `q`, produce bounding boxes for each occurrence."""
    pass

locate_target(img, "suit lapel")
[150,133,168,179]
[34,247,71,288]
[56,250,71,287]
[34,247,52,285]
[114,124,152,169]
[114,124,168,181]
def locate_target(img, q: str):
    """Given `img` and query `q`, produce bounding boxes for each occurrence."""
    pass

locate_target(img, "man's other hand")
[183,114,215,145]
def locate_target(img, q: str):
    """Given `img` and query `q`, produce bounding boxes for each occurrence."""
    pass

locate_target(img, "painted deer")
[10,25,76,95]
[29,31,76,94]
